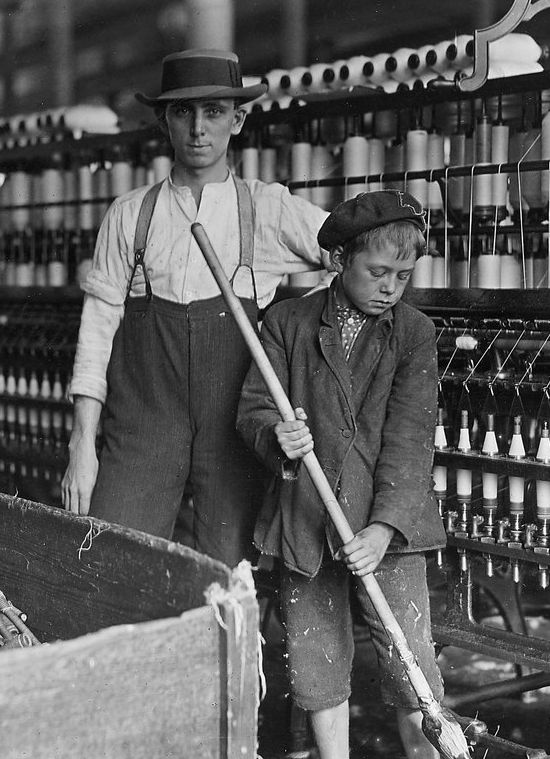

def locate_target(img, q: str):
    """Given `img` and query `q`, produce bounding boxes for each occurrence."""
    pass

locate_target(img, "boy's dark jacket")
[237,281,447,578]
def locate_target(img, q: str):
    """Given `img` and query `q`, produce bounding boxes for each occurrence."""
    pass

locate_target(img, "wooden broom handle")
[191,222,437,704]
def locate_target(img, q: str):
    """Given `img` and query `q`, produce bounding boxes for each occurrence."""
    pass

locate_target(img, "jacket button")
[341,429,352,438]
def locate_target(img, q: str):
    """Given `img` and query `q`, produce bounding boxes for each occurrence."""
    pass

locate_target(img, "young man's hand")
[274,407,313,460]
[336,522,395,577]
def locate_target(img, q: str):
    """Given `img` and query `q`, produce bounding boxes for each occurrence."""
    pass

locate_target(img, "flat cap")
[317,190,426,249]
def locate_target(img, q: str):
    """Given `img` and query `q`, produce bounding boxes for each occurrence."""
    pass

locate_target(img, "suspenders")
[126,181,163,302]
[126,176,256,303]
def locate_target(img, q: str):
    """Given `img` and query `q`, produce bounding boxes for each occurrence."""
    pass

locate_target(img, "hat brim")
[135,83,267,107]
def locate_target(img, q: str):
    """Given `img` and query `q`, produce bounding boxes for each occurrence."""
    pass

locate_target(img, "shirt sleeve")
[277,187,332,271]
[252,182,331,275]
[68,200,131,404]
[368,318,439,543]
[68,293,123,404]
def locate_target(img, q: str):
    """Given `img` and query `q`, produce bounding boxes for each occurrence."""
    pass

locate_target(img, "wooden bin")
[0,494,260,759]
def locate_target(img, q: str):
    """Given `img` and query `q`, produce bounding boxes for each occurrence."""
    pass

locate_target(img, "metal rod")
[445,671,550,708]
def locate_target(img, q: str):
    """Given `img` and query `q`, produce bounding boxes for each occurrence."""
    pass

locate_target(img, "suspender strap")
[232,175,257,301]
[126,182,164,302]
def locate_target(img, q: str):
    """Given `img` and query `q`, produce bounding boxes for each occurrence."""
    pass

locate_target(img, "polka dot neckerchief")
[335,303,369,361]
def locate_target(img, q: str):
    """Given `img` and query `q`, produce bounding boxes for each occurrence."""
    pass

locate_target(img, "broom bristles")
[422,702,470,759]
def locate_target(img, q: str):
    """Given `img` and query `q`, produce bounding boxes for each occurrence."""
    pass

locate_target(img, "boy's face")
[331,240,416,316]
[164,98,245,172]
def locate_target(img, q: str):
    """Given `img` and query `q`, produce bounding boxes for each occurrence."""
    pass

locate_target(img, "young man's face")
[331,241,416,316]
[164,98,245,172]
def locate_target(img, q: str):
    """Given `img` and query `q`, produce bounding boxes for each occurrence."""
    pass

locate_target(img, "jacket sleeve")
[368,316,438,543]
[237,308,298,477]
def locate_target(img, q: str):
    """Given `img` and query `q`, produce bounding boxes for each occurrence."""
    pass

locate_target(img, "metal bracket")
[458,0,550,92]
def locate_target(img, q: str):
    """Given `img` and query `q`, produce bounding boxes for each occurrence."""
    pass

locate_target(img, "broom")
[191,222,470,759]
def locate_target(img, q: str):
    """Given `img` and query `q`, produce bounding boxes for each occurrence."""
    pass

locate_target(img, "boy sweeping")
[237,190,447,758]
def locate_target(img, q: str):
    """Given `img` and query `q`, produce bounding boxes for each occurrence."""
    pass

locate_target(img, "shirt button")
[341,429,352,438]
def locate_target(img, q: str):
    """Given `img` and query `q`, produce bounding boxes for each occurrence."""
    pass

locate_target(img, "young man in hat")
[62,49,329,567]
[237,190,447,758]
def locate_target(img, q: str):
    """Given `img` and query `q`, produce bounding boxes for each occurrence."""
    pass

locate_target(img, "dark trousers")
[90,295,263,567]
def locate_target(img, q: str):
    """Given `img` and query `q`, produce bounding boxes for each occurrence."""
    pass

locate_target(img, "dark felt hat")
[318,190,426,249]
[135,49,267,106]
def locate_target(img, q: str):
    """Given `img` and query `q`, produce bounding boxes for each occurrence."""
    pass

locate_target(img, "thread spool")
[534,232,548,289]
[411,252,433,288]
[310,141,336,210]
[446,34,473,71]
[382,78,408,94]
[42,155,65,231]
[426,130,444,211]
[433,406,448,494]
[430,40,456,74]
[57,104,119,135]
[290,135,312,201]
[279,67,309,97]
[450,237,468,289]
[541,110,550,208]
[9,169,32,231]
[151,143,172,184]
[241,144,260,181]
[259,145,277,183]
[415,44,438,76]
[524,234,536,288]
[261,69,288,99]
[268,95,294,112]
[78,156,95,231]
[0,177,8,241]
[94,164,111,228]
[431,248,446,288]
[500,243,522,288]
[486,33,542,64]
[385,136,405,192]
[302,63,331,93]
[481,413,499,501]
[473,104,493,221]
[63,161,78,231]
[477,253,501,288]
[448,127,466,215]
[321,61,345,91]
[388,47,421,82]
[31,172,43,230]
[76,230,94,285]
[405,71,441,92]
[363,53,394,86]
[111,154,135,197]
[342,129,369,199]
[368,136,384,192]
[508,129,531,215]
[521,128,542,214]
[491,109,509,215]
[456,409,473,498]
[47,230,68,286]
[461,60,543,81]
[536,424,550,521]
[371,110,396,140]
[14,232,33,286]
[339,56,371,87]
[463,127,475,218]
[405,127,429,206]
[133,164,147,189]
